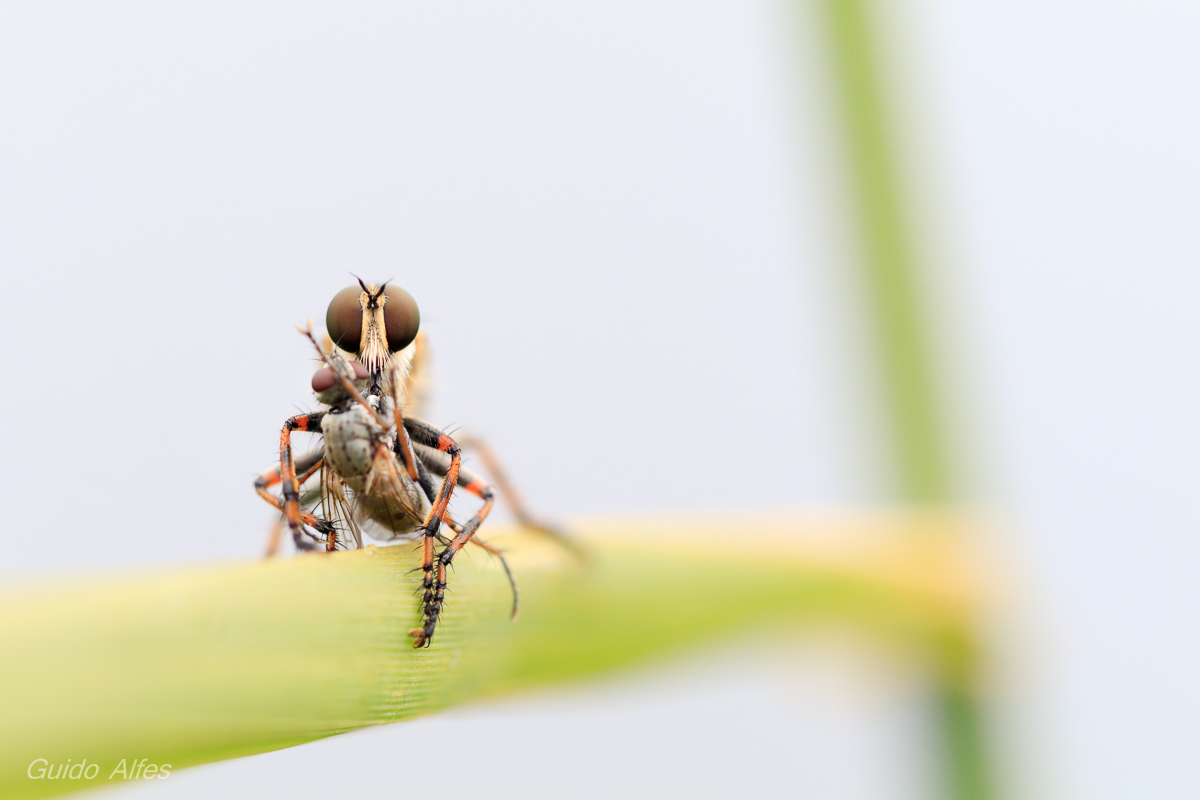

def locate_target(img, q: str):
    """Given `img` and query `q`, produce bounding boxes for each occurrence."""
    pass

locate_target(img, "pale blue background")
[1,2,1196,798]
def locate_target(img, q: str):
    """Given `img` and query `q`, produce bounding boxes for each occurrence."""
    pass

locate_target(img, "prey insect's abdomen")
[321,403,391,482]
[322,400,427,540]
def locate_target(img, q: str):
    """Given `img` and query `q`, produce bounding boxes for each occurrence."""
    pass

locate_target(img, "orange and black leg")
[255,449,329,555]
[456,433,585,561]
[402,418,465,646]
[421,475,496,646]
[436,512,519,621]
[273,413,335,552]
[409,451,441,507]
[467,535,519,620]
[414,443,516,622]
[405,433,498,646]
[255,449,328,553]
[254,448,325,500]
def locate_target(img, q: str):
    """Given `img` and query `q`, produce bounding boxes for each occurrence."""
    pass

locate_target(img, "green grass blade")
[0,513,985,799]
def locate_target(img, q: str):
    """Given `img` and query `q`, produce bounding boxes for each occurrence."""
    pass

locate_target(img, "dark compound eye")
[326,285,364,352]
[381,285,420,352]
[311,361,369,393]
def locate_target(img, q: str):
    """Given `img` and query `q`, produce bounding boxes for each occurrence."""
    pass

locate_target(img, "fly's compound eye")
[326,285,364,352]
[311,366,338,393]
[381,285,420,352]
[311,361,369,393]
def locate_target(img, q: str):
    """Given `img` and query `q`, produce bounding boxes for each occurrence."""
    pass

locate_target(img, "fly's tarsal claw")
[292,531,319,551]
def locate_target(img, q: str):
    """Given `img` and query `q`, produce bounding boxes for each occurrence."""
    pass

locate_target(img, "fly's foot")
[408,625,433,648]
[409,553,448,648]
[408,557,437,648]
[312,517,337,552]
[291,529,320,551]
[409,594,441,647]
[291,516,335,552]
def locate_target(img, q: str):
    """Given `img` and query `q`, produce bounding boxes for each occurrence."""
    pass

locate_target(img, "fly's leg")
[456,433,585,561]
[255,452,328,555]
[403,418,466,646]
[383,354,422,483]
[420,472,496,646]
[255,476,338,551]
[271,412,335,552]
[254,451,324,505]
[410,450,440,506]
[408,433,499,646]
[417,450,520,621]
[384,341,516,629]
[264,518,285,558]
[466,535,519,621]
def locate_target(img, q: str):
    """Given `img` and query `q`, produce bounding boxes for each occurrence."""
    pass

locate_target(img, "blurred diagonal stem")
[814,1,995,798]
[818,0,949,504]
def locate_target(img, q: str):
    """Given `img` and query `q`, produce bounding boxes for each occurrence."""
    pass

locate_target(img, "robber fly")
[253,279,575,647]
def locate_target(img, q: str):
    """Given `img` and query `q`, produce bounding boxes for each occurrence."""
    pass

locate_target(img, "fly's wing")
[351,439,427,543]
[321,461,364,550]
[400,330,430,419]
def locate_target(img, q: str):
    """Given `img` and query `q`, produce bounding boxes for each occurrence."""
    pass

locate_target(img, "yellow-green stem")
[0,513,985,800]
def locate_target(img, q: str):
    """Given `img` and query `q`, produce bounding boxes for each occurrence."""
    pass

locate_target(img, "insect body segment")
[326,279,419,390]
[254,281,575,648]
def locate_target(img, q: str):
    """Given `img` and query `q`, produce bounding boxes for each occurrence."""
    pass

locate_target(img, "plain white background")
[1,2,1196,798]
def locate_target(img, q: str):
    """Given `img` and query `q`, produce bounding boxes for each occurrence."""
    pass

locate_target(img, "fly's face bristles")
[357,282,390,377]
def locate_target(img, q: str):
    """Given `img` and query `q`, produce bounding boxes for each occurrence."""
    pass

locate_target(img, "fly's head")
[311,352,370,408]
[325,278,420,394]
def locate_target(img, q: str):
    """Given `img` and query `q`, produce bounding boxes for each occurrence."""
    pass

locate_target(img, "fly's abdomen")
[351,490,425,540]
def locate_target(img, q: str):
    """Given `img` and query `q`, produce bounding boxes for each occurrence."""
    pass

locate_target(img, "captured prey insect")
[253,280,577,647]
